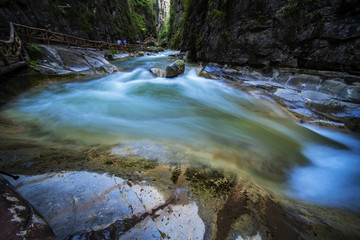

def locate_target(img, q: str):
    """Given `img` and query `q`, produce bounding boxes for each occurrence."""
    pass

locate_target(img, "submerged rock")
[165,60,185,78]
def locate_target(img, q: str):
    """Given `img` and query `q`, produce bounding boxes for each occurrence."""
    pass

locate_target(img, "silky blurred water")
[1,51,360,211]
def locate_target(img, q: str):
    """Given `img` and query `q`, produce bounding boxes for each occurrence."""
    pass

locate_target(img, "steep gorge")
[0,0,164,43]
[167,0,360,73]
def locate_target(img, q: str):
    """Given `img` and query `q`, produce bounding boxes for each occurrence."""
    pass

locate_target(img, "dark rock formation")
[168,0,360,74]
[0,0,157,43]
[0,176,56,240]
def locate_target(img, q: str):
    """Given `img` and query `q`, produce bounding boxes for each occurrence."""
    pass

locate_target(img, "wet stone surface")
[5,171,205,240]
[198,63,360,130]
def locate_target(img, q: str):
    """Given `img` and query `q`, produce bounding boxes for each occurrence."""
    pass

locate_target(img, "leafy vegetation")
[49,0,157,42]
[276,0,313,15]
[167,0,194,48]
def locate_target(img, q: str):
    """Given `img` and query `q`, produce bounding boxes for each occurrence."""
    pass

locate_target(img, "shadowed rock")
[0,176,56,240]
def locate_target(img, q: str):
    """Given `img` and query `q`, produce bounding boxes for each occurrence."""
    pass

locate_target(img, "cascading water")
[1,51,359,211]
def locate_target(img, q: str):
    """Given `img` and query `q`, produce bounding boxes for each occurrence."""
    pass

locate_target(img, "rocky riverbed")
[1,51,360,240]
[198,63,360,131]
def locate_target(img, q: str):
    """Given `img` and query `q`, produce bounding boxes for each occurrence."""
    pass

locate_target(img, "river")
[1,51,360,213]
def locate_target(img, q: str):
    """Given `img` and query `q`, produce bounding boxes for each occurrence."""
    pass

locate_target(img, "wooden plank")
[0,47,10,66]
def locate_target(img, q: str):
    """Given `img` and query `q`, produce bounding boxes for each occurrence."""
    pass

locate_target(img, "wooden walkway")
[0,22,146,69]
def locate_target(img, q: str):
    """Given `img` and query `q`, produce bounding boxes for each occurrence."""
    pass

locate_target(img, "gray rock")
[149,67,165,78]
[319,79,347,98]
[274,89,305,103]
[29,44,118,76]
[6,171,205,240]
[341,85,360,103]
[300,90,333,104]
[285,74,322,91]
[243,80,284,90]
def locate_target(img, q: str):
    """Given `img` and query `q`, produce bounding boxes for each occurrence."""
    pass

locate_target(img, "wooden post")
[26,28,30,42]
[45,31,50,45]
[0,47,10,66]
[66,36,70,48]
[18,51,24,61]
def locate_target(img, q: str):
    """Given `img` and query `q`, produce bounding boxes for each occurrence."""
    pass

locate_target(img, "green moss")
[208,8,223,21]
[109,49,117,54]
[29,60,39,68]
[171,168,181,184]
[185,167,236,197]
[276,0,313,16]
[26,44,43,60]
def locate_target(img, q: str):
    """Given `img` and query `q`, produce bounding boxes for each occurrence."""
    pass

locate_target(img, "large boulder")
[165,60,185,78]
[29,44,118,75]
[149,60,186,78]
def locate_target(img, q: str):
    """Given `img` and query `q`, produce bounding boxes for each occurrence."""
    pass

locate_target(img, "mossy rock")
[165,60,185,78]
[26,44,43,61]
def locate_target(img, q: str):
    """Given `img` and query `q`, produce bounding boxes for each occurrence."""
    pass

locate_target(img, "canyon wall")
[156,0,170,33]
[0,0,158,43]
[168,0,360,73]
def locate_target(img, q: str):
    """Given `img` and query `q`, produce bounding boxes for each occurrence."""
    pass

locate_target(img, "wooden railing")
[0,22,24,66]
[1,22,146,66]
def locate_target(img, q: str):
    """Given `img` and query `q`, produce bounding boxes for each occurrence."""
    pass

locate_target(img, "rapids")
[1,51,359,211]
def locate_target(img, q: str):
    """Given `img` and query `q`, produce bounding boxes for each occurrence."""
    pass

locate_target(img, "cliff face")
[168,0,360,73]
[156,0,170,33]
[0,0,157,42]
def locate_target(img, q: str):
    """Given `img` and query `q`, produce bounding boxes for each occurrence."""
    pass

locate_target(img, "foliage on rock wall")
[48,0,157,42]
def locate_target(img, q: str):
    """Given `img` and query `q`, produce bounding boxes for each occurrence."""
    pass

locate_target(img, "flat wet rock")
[32,45,118,75]
[5,171,205,240]
[199,64,360,130]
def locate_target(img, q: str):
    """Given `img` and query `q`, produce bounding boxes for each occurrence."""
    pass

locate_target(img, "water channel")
[1,51,360,220]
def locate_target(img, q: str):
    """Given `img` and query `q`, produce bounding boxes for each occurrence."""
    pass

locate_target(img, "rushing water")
[1,51,360,211]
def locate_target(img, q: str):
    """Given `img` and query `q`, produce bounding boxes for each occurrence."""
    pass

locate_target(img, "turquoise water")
[2,51,360,211]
